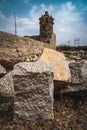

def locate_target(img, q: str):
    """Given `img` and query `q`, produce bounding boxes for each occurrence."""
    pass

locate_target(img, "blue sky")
[0,0,87,46]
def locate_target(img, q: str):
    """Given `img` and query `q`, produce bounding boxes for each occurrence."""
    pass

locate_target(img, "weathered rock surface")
[13,61,54,123]
[63,60,87,93]
[80,60,87,79]
[39,48,71,82]
[0,31,44,70]
[0,72,14,96]
[49,33,56,50]
[0,64,6,77]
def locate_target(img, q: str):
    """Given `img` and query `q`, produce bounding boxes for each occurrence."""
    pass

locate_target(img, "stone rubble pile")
[0,48,86,124]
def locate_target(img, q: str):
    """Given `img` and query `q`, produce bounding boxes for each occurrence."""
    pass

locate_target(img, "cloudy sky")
[0,0,87,46]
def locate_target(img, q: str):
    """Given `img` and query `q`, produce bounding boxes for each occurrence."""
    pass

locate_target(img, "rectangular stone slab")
[13,72,54,123]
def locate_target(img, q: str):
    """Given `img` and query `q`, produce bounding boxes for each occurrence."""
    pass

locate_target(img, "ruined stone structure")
[39,11,54,43]
[0,28,56,71]
[29,11,56,50]
[0,31,44,70]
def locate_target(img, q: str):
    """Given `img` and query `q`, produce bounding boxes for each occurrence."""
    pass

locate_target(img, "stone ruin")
[0,11,56,70]
[0,47,71,123]
[0,46,87,125]
[27,11,56,50]
[0,12,87,128]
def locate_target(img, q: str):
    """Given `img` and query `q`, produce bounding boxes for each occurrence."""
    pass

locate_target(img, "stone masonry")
[13,61,54,123]
[28,11,56,50]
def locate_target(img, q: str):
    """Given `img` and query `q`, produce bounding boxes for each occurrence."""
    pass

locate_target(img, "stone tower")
[39,11,54,43]
[28,11,56,50]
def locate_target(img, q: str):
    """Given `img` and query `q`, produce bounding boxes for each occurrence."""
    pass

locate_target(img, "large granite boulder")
[63,60,87,93]
[13,61,54,123]
[39,48,71,82]
[80,60,87,80]
[0,72,14,96]
[39,48,71,96]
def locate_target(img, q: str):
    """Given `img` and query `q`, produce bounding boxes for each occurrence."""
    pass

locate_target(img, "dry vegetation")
[0,92,87,130]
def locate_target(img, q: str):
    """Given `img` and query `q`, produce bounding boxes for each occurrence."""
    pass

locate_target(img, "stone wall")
[0,31,56,66]
[49,33,56,50]
[0,31,46,70]
[28,32,56,50]
[0,31,45,61]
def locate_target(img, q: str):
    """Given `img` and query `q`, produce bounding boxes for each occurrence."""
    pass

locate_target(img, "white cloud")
[61,1,75,11]
[40,4,54,13]
[0,2,87,45]
[23,0,30,4]
[53,2,87,45]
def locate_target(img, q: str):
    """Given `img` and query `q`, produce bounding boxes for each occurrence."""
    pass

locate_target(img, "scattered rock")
[39,48,71,82]
[0,72,14,97]
[80,60,87,79]
[69,62,83,85]
[39,48,71,96]
[25,55,39,62]
[63,60,87,93]
[13,61,54,123]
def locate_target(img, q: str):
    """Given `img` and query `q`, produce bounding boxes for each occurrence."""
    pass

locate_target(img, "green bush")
[56,45,87,51]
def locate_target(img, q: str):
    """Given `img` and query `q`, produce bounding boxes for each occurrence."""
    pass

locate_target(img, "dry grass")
[0,92,87,130]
